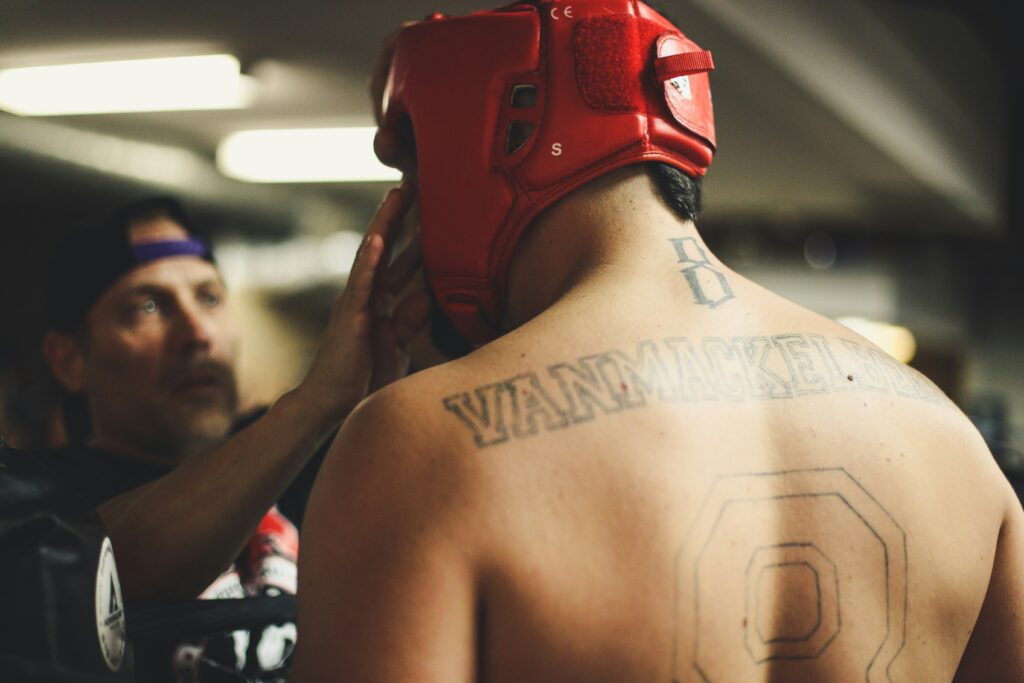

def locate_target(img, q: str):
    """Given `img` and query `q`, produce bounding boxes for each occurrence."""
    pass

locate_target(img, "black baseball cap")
[45,196,216,333]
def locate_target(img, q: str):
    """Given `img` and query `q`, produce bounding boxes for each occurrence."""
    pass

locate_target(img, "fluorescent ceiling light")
[217,127,401,183]
[0,54,251,115]
[836,317,917,364]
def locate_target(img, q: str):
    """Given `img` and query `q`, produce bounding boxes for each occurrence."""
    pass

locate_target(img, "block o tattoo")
[672,468,907,682]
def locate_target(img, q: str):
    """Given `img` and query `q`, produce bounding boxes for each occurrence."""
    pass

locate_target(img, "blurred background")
[0,0,1020,485]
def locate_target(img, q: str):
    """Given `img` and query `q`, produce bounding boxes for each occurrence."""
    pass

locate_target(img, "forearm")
[100,390,344,602]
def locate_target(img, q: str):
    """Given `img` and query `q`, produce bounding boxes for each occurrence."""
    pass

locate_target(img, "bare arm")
[954,483,1024,681]
[99,391,336,602]
[100,185,431,602]
[290,395,478,683]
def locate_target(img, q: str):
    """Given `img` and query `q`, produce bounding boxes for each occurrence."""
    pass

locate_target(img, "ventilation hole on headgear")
[505,121,535,155]
[510,84,537,109]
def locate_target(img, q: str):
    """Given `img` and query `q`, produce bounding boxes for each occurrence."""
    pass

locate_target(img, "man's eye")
[201,292,221,307]
[139,299,158,315]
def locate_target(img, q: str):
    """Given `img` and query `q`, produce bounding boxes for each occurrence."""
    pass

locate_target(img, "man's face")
[80,218,238,463]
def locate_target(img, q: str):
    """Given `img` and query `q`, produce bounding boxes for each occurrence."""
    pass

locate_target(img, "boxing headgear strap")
[381,0,716,346]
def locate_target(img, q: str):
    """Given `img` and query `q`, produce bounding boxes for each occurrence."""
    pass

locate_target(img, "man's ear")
[42,331,87,393]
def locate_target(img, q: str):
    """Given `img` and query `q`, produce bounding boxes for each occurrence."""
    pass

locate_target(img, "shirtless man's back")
[294,169,1023,682]
[292,3,1024,680]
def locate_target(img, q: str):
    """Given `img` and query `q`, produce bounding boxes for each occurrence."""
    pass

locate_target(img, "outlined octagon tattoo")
[744,543,840,662]
[671,468,907,683]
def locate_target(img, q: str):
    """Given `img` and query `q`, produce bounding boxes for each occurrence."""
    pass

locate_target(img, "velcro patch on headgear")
[574,16,661,112]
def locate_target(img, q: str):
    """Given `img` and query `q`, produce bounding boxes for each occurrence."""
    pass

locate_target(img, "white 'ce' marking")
[550,5,574,20]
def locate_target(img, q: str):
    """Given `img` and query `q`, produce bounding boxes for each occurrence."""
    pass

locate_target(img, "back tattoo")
[672,468,907,682]
[441,334,951,449]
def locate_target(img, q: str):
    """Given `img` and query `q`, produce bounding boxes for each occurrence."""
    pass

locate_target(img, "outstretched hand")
[293,181,431,426]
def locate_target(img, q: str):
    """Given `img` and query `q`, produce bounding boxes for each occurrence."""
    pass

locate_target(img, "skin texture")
[42,196,431,601]
[82,248,237,462]
[293,167,1024,682]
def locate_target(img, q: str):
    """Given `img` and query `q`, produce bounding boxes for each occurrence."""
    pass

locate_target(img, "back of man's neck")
[501,168,714,332]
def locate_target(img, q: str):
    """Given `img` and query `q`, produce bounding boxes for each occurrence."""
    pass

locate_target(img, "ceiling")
[0,0,1014,235]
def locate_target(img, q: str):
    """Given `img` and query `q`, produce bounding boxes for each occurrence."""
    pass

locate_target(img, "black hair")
[647,162,703,222]
[59,388,91,447]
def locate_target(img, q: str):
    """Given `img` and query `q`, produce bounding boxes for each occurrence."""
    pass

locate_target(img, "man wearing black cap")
[37,187,424,679]
[44,198,238,463]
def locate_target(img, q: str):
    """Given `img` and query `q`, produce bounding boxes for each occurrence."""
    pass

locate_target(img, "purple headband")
[131,237,211,264]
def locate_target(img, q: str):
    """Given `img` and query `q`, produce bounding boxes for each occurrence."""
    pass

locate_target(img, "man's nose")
[174,302,215,351]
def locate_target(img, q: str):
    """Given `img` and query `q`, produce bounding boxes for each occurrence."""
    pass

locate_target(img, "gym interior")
[0,0,1021,677]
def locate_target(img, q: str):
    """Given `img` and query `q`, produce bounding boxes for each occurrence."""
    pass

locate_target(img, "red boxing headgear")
[380,0,716,346]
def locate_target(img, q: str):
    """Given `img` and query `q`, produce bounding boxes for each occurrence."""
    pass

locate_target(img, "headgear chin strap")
[380,0,716,346]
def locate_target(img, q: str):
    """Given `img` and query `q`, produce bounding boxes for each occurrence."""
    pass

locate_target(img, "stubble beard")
[164,384,238,461]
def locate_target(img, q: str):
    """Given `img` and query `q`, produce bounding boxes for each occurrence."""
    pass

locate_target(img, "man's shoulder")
[348,351,507,453]
[325,344,540,497]
[353,363,464,441]
[307,362,497,551]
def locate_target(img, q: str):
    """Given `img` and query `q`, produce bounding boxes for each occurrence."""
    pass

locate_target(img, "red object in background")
[244,506,298,596]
